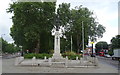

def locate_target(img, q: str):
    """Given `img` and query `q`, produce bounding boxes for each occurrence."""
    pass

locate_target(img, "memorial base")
[51,53,65,62]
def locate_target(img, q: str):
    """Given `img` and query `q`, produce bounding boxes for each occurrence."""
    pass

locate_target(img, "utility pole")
[82,21,84,58]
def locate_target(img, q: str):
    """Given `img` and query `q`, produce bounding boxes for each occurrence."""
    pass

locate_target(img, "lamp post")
[90,42,95,57]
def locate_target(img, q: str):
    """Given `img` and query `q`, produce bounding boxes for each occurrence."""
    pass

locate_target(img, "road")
[97,56,119,69]
[2,54,20,59]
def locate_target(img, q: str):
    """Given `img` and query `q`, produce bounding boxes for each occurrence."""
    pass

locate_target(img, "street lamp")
[90,42,95,57]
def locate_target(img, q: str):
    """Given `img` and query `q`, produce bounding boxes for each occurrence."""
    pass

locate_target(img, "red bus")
[99,52,104,56]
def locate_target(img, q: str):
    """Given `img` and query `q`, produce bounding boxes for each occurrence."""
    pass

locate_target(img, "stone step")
[50,62,66,68]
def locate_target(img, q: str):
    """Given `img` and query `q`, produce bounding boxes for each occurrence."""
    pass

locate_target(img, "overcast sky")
[0,0,119,45]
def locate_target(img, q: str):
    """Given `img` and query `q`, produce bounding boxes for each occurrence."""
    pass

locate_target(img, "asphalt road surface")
[97,56,119,70]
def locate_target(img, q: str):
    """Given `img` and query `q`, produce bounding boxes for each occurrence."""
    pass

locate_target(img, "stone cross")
[52,31,62,59]
[56,36,59,45]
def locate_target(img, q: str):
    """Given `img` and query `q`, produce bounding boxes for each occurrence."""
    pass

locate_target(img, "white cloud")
[66,0,118,44]
[96,25,118,43]
[91,2,118,44]
[0,0,13,43]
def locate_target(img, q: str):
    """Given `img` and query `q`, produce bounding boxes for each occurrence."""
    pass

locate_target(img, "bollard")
[48,58,52,66]
[44,56,47,61]
[76,56,78,61]
[66,56,68,60]
[65,56,68,67]
[32,56,36,65]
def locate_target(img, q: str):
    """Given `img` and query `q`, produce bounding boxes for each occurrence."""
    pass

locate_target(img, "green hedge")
[24,52,82,60]
[24,53,52,59]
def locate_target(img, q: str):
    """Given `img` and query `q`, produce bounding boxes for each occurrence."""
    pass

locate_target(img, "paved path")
[1,58,119,73]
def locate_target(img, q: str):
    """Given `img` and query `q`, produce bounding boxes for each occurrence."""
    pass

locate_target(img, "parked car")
[104,54,111,58]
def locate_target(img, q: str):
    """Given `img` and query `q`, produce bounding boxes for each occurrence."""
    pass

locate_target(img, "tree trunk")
[35,38,40,54]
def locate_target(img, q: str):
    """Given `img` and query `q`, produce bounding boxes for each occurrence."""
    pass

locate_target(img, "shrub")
[62,51,81,60]
[62,51,76,56]
[48,49,54,54]
[24,53,52,59]
[108,50,114,56]
[67,55,81,60]
[24,53,36,59]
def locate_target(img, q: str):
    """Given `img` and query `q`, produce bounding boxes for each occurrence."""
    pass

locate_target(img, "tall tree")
[55,4,106,53]
[7,2,105,54]
[64,6,105,52]
[56,3,71,28]
[111,35,120,49]
[95,41,108,53]
[7,2,56,53]
[1,38,20,53]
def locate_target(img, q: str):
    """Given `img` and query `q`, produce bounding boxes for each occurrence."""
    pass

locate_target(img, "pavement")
[1,58,119,73]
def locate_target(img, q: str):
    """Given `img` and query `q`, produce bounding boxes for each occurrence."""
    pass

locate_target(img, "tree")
[7,2,56,53]
[111,35,120,49]
[1,38,20,53]
[54,4,106,53]
[59,5,106,53]
[95,41,108,53]
[56,3,71,28]
[7,2,105,54]
[1,38,8,53]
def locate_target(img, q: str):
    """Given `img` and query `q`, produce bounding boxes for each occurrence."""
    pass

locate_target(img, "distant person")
[21,51,24,56]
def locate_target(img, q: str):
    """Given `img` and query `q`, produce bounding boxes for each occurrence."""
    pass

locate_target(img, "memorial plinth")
[51,31,65,62]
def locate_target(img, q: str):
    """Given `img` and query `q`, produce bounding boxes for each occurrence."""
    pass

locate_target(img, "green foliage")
[62,51,76,56]
[1,38,20,53]
[7,2,56,53]
[24,53,52,59]
[62,51,81,60]
[67,55,81,60]
[59,4,106,52]
[7,2,105,54]
[108,50,114,56]
[111,35,120,49]
[95,41,108,53]
[57,3,71,27]
[48,49,54,54]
